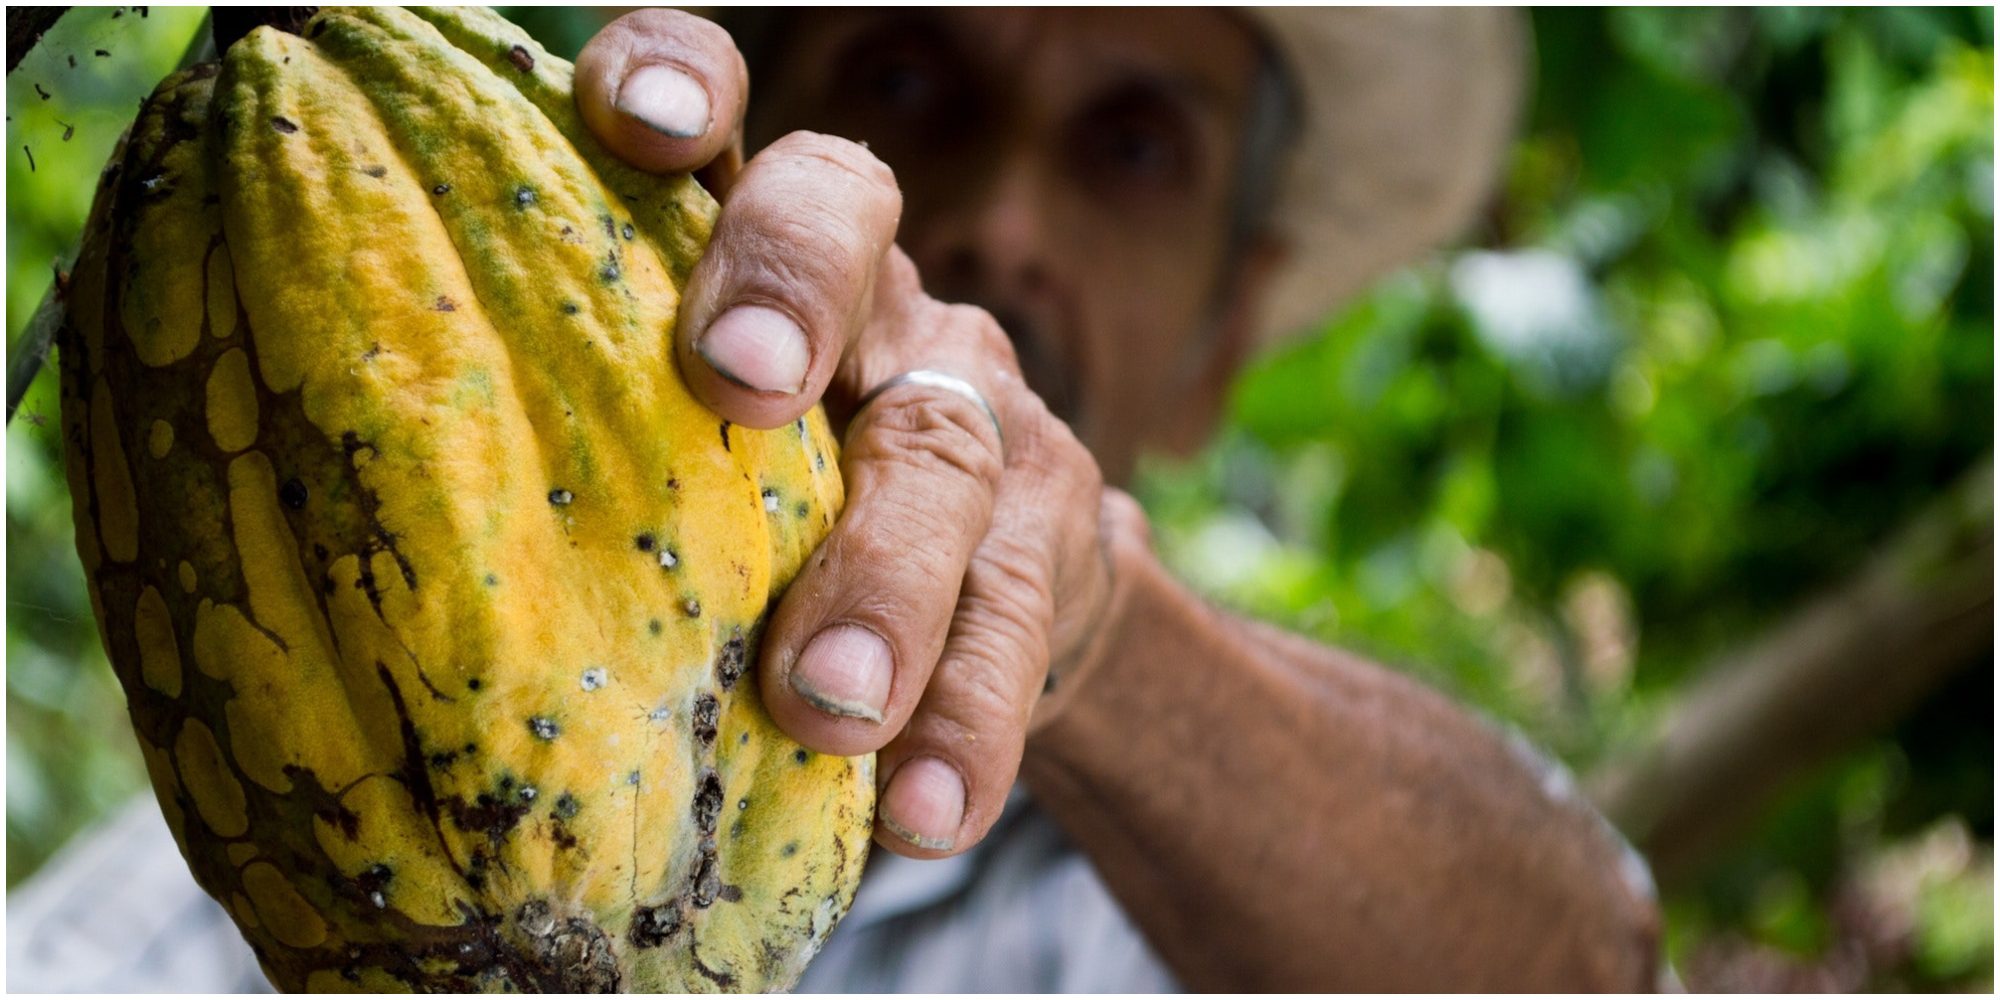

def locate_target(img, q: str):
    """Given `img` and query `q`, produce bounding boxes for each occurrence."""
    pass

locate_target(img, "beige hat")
[1242,8,1528,341]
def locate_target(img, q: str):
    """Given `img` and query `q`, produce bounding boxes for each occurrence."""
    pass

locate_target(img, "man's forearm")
[1020,537,1663,991]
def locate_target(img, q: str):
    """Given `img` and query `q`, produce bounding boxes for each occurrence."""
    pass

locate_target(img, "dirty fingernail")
[615,63,711,139]
[790,625,891,723]
[696,305,810,395]
[881,757,964,851]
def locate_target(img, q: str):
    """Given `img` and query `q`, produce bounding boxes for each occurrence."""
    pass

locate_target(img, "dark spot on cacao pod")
[781,841,799,858]
[467,677,482,691]
[514,184,537,209]
[279,477,308,510]
[630,905,682,948]
[551,822,578,850]
[718,421,732,451]
[358,863,393,893]
[519,784,537,802]
[627,770,641,786]
[516,900,555,937]
[716,633,746,690]
[634,533,655,552]
[560,301,579,316]
[793,749,810,765]
[362,164,387,178]
[508,45,535,72]
[740,731,749,745]
[621,223,635,241]
[464,742,477,754]
[456,790,530,842]
[432,182,451,196]
[648,618,663,636]
[737,797,749,811]
[528,716,559,740]
[691,853,721,908]
[693,770,723,833]
[547,488,572,506]
[484,573,498,586]
[341,430,376,462]
[692,693,718,745]
[270,116,298,134]
[795,501,810,519]
[553,792,580,820]
[720,884,744,903]
[599,263,620,283]
[684,597,702,619]
[434,295,456,312]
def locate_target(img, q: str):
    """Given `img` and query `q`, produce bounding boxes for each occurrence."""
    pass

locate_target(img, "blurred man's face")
[744,9,1271,484]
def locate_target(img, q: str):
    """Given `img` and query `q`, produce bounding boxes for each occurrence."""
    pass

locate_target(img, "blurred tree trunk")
[7,8,69,73]
[1589,458,1993,887]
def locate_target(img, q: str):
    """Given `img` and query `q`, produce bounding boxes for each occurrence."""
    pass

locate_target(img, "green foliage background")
[5,7,1991,990]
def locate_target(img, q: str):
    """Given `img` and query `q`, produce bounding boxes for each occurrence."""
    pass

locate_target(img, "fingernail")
[790,625,892,723]
[881,757,964,851]
[615,63,711,139]
[697,305,810,394]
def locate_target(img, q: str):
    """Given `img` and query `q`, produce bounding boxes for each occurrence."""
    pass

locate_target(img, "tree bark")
[1588,459,1993,887]
[7,7,70,74]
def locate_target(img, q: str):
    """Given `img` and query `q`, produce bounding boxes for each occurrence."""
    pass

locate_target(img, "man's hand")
[576,10,1132,858]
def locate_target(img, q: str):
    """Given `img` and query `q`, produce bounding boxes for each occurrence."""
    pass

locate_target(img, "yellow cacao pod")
[57,6,871,991]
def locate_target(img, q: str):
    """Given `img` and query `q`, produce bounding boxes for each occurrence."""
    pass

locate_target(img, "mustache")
[951,298,1081,425]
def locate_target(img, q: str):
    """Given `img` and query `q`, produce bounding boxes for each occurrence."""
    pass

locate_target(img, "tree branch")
[1588,458,1993,887]
[7,7,70,75]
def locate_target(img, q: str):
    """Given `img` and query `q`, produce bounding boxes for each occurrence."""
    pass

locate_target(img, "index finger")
[574,9,747,174]
[674,133,904,430]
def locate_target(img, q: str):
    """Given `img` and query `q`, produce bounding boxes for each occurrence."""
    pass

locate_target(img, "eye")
[832,22,965,125]
[864,56,940,113]
[1099,120,1179,177]
[1072,89,1198,192]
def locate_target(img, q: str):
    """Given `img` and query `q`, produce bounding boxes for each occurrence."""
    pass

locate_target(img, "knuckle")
[950,573,1056,724]
[971,544,1057,634]
[938,301,1021,368]
[764,132,901,204]
[852,390,1004,494]
[1009,395,1096,486]
[837,499,964,595]
[597,9,737,73]
[933,642,1036,742]
[758,210,866,285]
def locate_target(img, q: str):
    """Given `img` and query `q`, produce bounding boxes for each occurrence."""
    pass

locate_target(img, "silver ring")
[856,370,1004,450]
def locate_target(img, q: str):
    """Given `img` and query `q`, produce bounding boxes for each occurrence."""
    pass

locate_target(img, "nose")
[902,149,1085,426]
[905,151,1053,301]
